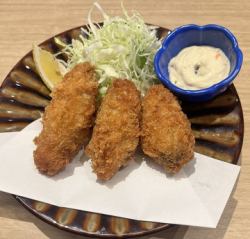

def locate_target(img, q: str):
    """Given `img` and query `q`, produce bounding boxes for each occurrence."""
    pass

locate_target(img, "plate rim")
[15,195,174,238]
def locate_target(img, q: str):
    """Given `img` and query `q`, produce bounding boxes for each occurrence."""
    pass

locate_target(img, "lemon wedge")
[33,45,63,90]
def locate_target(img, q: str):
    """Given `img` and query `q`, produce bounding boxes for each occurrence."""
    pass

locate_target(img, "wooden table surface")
[0,0,249,238]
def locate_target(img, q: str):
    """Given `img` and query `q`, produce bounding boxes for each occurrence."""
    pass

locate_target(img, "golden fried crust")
[141,85,195,173]
[34,62,98,176]
[85,79,141,181]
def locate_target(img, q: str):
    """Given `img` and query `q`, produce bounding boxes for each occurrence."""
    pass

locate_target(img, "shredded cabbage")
[56,2,161,96]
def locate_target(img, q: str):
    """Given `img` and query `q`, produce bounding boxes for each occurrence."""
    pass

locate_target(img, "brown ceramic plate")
[0,24,244,238]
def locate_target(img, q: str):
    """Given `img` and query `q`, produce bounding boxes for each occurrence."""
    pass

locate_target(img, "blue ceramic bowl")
[154,24,243,102]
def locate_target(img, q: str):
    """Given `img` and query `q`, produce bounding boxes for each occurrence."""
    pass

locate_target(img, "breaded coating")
[141,85,195,173]
[34,62,98,176]
[85,79,141,181]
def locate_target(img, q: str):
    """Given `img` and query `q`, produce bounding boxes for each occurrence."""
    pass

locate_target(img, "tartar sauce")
[168,46,230,90]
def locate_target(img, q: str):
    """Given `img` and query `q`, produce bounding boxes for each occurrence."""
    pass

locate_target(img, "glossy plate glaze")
[0,25,244,238]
